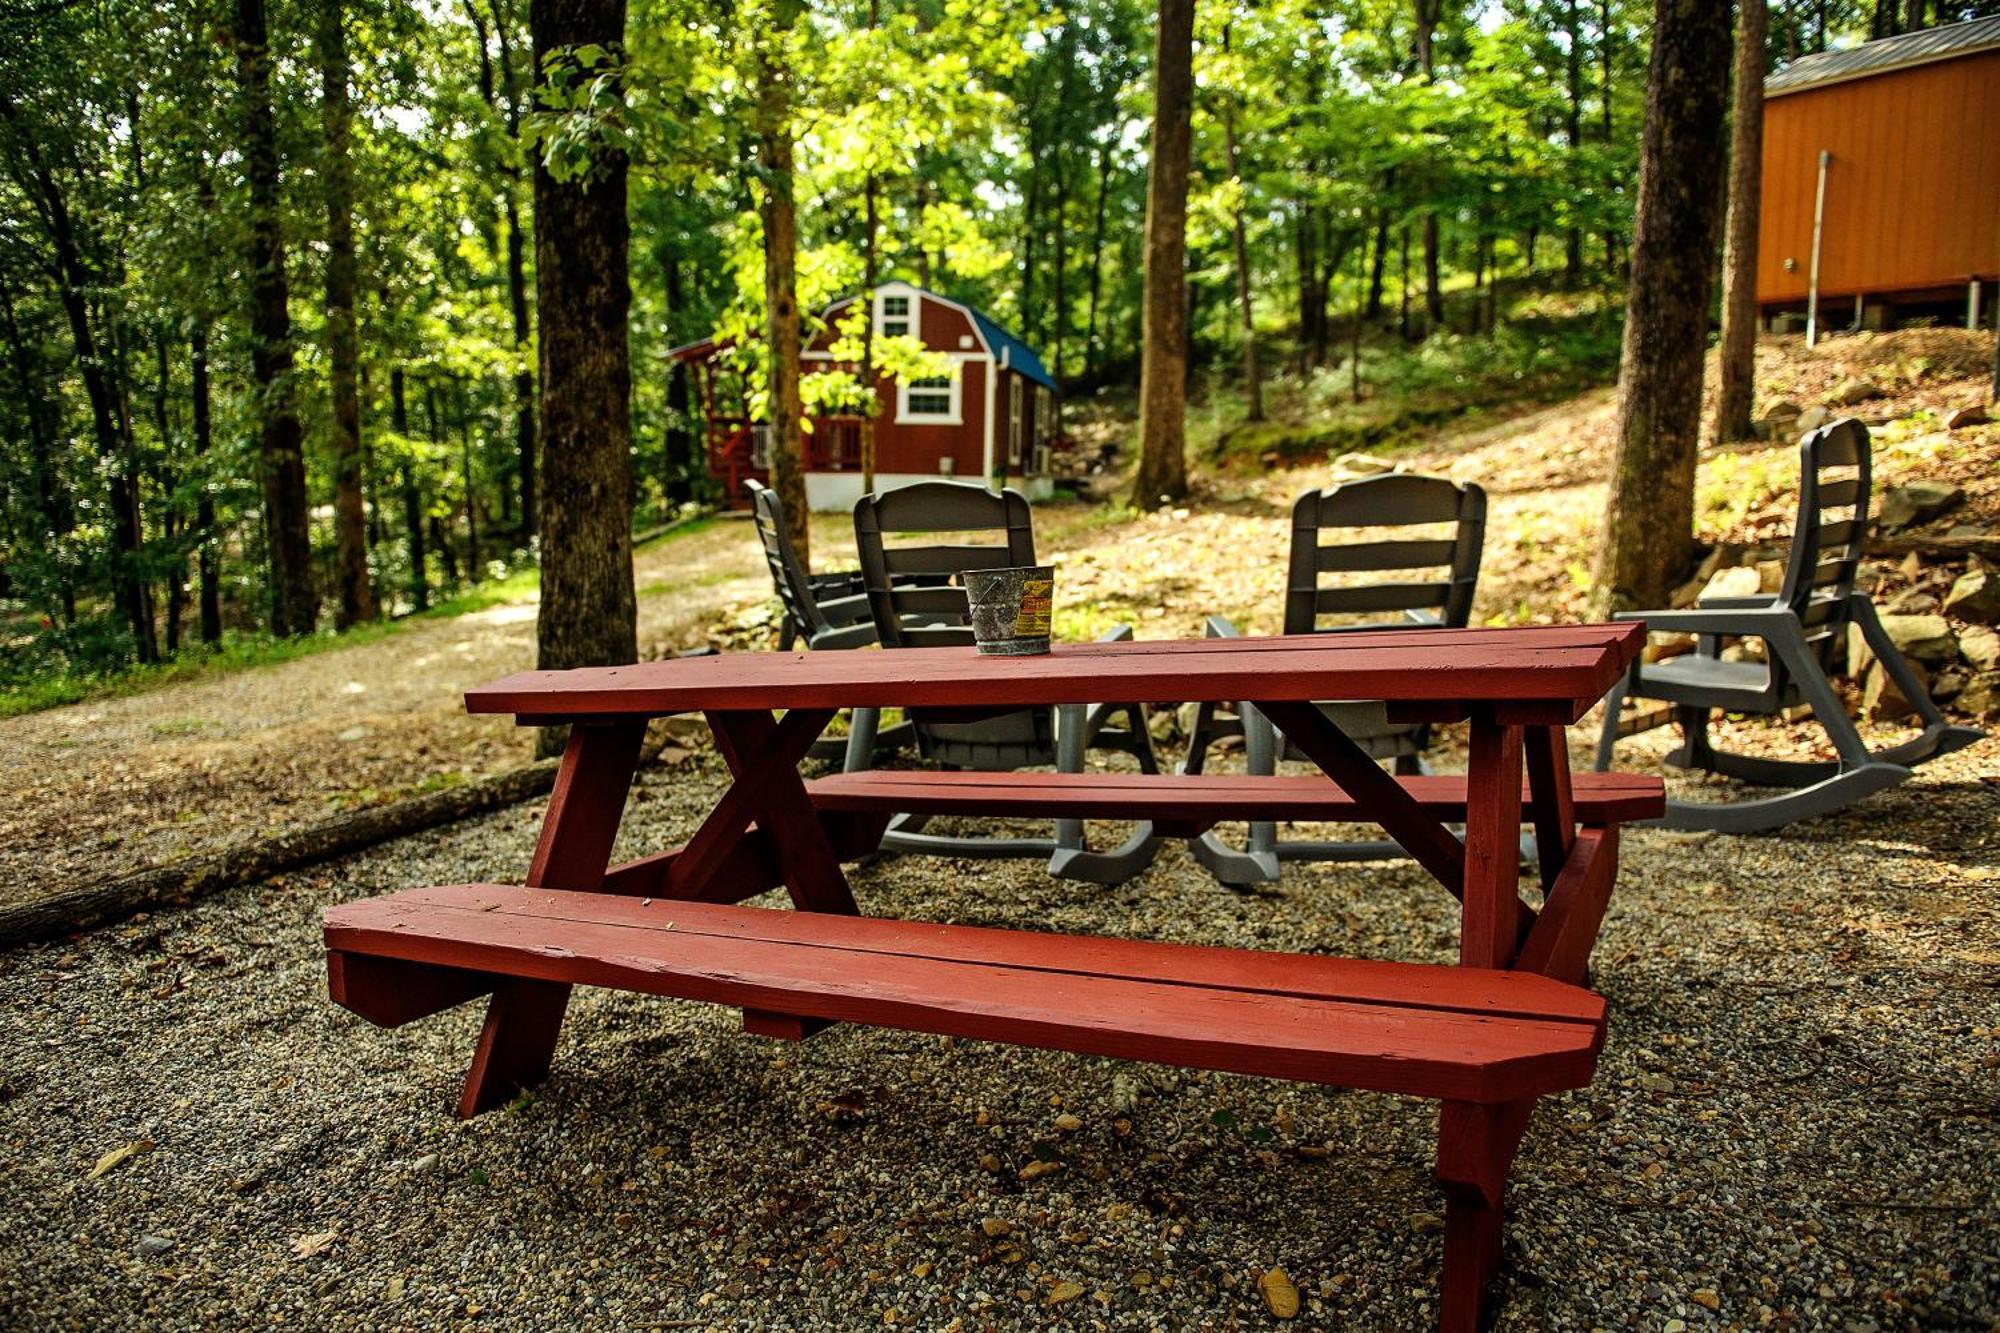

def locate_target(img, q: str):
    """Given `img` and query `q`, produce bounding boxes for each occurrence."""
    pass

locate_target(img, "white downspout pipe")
[1806,150,1830,349]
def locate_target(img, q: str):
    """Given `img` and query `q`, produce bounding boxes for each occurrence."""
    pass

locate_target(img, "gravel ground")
[2,729,1996,1331]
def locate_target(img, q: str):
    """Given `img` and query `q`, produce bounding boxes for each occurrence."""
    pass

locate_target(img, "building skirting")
[803,472,1050,513]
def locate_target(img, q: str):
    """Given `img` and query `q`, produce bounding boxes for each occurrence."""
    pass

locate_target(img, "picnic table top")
[465,623,1646,722]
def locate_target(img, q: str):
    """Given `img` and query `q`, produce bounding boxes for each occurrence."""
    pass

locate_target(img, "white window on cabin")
[877,292,912,340]
[1008,377,1024,466]
[897,369,961,424]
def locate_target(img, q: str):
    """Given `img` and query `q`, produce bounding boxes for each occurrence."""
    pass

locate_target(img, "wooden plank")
[1513,828,1619,987]
[1521,726,1577,893]
[660,707,834,902]
[806,769,1666,827]
[600,813,889,902]
[458,720,646,1119]
[351,885,1608,1026]
[325,895,1604,1104]
[1460,718,1523,970]
[462,625,1647,721]
[327,950,494,1028]
[706,709,858,915]
[1254,699,1470,895]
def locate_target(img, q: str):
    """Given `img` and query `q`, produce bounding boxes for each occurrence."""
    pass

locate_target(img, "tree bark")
[1591,0,1732,616]
[320,0,377,628]
[530,0,638,750]
[1564,0,1586,280]
[757,0,809,559]
[1130,0,1195,508]
[1414,0,1446,330]
[236,0,318,638]
[1084,138,1112,379]
[1365,204,1390,321]
[1715,0,1767,443]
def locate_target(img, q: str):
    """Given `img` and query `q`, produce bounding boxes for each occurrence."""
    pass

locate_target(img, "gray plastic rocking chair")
[746,480,911,764]
[1593,418,1984,833]
[1185,472,1488,886]
[847,480,1162,884]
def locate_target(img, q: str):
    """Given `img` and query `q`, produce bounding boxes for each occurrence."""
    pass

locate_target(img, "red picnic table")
[323,623,1661,1330]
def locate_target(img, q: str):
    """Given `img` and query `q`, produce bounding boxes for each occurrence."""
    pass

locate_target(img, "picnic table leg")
[1435,1098,1534,1332]
[1522,725,1576,895]
[457,721,646,1118]
[1461,713,1524,970]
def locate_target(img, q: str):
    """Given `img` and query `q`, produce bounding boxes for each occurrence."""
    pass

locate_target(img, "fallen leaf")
[88,1140,152,1180]
[292,1227,340,1259]
[1048,1280,1086,1304]
[1691,1288,1720,1311]
[1259,1267,1301,1319]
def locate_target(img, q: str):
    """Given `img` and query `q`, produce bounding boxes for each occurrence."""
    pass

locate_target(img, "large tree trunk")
[1129,0,1195,508]
[530,0,637,750]
[757,0,809,558]
[236,0,318,638]
[1590,0,1732,616]
[1715,0,1767,444]
[320,0,376,628]
[486,0,538,541]
[1414,0,1446,331]
[1564,0,1586,280]
[1084,139,1112,379]
[1365,205,1390,321]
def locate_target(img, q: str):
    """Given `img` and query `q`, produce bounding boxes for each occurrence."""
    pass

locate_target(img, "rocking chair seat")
[1632,653,1798,710]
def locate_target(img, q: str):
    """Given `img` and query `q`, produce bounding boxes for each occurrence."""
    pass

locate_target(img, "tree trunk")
[1224,88,1262,421]
[1714,0,1767,444]
[1590,0,1732,616]
[861,170,879,494]
[394,368,428,613]
[236,0,318,638]
[191,325,222,643]
[487,0,538,541]
[1601,0,1619,271]
[320,0,376,628]
[457,380,480,577]
[757,0,809,560]
[530,0,638,749]
[1414,0,1445,330]
[1365,205,1390,321]
[1130,0,1195,508]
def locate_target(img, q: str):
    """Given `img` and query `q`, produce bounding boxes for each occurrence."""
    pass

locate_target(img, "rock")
[1700,566,1764,602]
[1691,1288,1722,1311]
[1331,452,1394,476]
[1877,613,1957,664]
[136,1235,174,1259]
[1046,1280,1087,1305]
[1863,656,1930,721]
[1959,625,2000,672]
[1887,590,1939,615]
[980,1217,1012,1238]
[1877,481,1964,530]
[1943,569,2000,624]
[1931,668,1968,701]
[1897,551,1923,582]
[1258,1267,1301,1319]
[1944,404,1990,430]
[1797,405,1833,432]
[1052,1112,1083,1133]
[1643,633,1698,664]
[1755,402,1802,440]
[1823,378,1880,407]
[1755,559,1787,594]
[1955,672,2000,719]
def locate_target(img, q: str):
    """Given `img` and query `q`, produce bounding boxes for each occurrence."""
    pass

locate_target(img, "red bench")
[323,626,1658,1331]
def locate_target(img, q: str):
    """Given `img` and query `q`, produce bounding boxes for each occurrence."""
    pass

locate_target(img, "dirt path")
[0,524,771,908]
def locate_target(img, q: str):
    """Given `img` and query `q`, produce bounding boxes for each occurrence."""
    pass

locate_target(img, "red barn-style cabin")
[673,283,1063,512]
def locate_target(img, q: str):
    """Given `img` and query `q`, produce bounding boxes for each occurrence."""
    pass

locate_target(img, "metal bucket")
[963,565,1055,655]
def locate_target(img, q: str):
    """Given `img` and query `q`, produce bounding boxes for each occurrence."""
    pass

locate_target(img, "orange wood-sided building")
[1757,16,2000,326]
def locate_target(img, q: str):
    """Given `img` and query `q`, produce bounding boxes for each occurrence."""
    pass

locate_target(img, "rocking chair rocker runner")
[1593,418,1984,833]
[1186,473,1488,885]
[745,480,911,764]
[847,481,1163,883]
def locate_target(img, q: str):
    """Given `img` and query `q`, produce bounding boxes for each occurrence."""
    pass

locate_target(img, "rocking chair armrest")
[1097,623,1136,644]
[1402,609,1444,627]
[1203,614,1244,639]
[1613,606,1799,637]
[1693,594,1786,610]
[815,591,875,629]
[807,620,879,651]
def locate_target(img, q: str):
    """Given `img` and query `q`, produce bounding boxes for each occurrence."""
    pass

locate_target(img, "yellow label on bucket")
[1012,578,1054,637]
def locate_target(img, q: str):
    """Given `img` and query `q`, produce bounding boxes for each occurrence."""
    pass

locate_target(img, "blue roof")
[968,306,1058,392]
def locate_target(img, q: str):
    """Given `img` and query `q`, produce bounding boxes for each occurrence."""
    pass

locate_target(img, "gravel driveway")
[2,732,1996,1330]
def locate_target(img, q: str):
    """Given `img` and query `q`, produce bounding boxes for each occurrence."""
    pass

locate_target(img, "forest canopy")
[0,0,1977,686]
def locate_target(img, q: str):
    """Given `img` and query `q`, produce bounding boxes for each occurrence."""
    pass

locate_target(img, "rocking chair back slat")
[748,480,831,642]
[1284,474,1486,636]
[1777,419,1873,674]
[855,482,1037,649]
